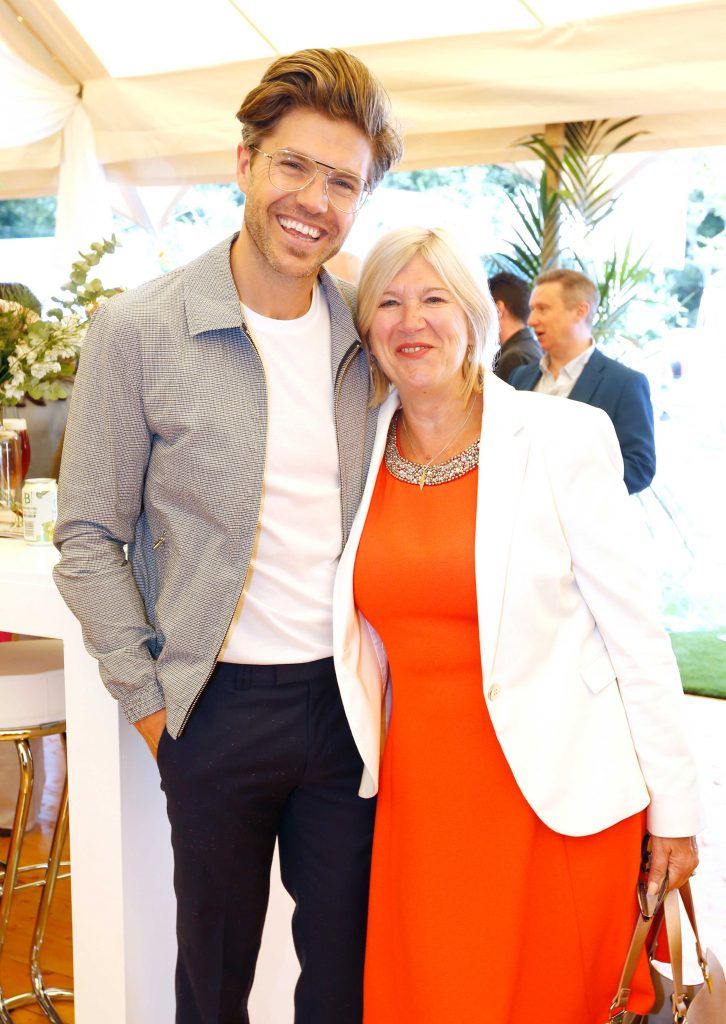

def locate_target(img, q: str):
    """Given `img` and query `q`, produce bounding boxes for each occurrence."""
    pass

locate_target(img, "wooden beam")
[0,0,107,85]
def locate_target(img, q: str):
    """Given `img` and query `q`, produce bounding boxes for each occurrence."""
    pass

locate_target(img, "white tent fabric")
[0,46,77,144]
[1,0,726,204]
[0,47,111,262]
[54,104,112,262]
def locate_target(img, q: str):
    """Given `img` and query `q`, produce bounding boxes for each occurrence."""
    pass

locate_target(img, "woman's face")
[368,253,470,400]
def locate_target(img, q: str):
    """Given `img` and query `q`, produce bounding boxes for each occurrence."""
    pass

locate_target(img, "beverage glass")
[2,418,30,482]
[0,426,22,525]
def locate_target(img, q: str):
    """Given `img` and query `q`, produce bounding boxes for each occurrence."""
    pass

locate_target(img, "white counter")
[0,538,298,1023]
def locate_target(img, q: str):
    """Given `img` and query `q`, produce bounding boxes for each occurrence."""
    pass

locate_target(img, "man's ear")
[494,300,505,320]
[574,301,590,325]
[236,143,253,193]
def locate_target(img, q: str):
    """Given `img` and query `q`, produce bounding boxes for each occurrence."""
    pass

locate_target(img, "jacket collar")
[183,233,360,369]
[370,372,527,470]
[568,346,606,404]
[183,234,246,336]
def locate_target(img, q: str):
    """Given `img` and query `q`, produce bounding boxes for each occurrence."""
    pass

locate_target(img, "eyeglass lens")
[268,151,367,211]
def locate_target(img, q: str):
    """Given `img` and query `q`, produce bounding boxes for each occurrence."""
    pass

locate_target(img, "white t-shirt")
[219,283,342,664]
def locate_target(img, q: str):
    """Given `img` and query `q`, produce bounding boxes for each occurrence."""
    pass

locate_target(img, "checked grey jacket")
[53,234,377,737]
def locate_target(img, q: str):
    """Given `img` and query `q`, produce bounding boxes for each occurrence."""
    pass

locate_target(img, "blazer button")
[487,684,501,701]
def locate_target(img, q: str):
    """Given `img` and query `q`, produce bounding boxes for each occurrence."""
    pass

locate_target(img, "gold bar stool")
[0,639,72,1022]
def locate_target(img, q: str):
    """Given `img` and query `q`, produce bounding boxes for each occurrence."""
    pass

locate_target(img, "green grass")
[669,629,726,699]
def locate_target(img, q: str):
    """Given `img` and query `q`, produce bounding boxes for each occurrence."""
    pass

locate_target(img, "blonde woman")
[332,227,702,1023]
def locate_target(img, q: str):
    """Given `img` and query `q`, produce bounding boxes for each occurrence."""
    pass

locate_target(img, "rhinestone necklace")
[385,410,480,489]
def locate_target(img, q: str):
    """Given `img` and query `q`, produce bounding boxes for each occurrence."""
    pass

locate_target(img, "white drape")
[0,49,112,265]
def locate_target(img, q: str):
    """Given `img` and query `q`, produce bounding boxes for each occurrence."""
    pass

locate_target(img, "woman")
[331,227,702,1023]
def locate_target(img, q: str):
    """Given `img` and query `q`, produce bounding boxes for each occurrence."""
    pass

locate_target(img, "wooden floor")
[0,736,73,1022]
[1,701,725,1024]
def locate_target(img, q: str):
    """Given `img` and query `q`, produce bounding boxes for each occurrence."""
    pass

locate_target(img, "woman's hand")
[647,834,699,894]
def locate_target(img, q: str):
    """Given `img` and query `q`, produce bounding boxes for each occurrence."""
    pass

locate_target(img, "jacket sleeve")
[53,301,165,723]
[611,370,656,494]
[545,405,703,837]
[496,346,533,384]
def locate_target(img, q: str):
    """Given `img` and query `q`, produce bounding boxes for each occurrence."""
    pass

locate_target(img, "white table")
[0,539,298,1023]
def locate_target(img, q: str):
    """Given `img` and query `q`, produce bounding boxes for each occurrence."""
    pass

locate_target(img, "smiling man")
[53,49,402,1024]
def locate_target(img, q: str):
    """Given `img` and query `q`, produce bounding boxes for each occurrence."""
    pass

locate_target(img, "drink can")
[22,478,58,544]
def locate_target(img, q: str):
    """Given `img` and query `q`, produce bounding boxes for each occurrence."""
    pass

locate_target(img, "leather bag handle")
[608,873,669,1021]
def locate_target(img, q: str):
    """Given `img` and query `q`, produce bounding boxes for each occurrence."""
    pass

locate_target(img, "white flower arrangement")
[0,237,119,407]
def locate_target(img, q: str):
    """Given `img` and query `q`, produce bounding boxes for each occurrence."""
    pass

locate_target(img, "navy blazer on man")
[509,348,655,494]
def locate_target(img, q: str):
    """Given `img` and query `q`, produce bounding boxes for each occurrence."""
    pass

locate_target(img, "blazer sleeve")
[544,404,703,836]
[497,346,535,384]
[611,370,656,494]
[53,301,165,723]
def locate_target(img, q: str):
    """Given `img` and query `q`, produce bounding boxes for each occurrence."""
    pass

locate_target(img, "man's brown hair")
[236,49,402,188]
[535,268,599,327]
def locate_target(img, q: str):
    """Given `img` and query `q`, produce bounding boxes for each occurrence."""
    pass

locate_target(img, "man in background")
[54,48,402,1024]
[489,270,542,382]
[510,268,655,494]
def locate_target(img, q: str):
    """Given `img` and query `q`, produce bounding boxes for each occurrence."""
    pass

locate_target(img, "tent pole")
[542,121,565,269]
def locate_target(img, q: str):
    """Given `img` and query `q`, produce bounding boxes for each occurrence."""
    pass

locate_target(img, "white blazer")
[332,372,704,838]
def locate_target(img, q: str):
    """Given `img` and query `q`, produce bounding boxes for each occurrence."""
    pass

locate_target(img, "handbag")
[607,870,726,1024]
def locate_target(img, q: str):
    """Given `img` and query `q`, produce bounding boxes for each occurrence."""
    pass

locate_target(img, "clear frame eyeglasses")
[251,147,371,214]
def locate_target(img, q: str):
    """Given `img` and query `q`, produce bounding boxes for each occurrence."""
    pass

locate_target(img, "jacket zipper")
[334,340,364,535]
[177,335,361,736]
[176,327,270,736]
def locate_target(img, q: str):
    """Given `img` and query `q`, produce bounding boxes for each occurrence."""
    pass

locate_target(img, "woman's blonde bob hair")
[356,226,498,406]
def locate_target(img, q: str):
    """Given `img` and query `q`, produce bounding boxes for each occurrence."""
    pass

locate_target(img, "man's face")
[528,281,588,356]
[236,108,374,281]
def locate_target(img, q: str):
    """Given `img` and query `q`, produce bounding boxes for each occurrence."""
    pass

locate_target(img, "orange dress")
[353,452,654,1024]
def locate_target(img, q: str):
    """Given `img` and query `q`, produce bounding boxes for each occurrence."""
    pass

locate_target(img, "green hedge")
[669,630,726,699]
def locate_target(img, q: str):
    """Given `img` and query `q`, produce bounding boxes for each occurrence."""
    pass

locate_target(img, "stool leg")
[30,735,72,1022]
[0,739,34,1024]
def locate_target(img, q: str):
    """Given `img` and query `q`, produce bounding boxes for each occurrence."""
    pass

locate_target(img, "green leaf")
[0,283,42,315]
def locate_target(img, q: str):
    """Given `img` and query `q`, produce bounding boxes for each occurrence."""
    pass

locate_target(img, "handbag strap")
[663,889,690,1021]
[608,874,669,1020]
[678,881,713,990]
[650,882,713,1023]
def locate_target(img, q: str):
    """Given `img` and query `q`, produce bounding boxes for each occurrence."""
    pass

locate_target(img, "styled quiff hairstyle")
[535,268,599,327]
[236,48,403,188]
[357,226,499,407]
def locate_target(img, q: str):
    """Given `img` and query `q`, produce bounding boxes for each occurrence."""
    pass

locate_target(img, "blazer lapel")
[475,374,530,684]
[568,347,604,405]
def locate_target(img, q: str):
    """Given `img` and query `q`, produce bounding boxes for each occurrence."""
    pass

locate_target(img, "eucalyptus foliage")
[0,236,119,406]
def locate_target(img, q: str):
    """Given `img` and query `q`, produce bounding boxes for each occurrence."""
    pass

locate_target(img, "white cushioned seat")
[0,639,65,729]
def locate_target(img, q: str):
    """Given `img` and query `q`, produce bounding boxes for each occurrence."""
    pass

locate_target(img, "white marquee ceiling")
[2,0,726,197]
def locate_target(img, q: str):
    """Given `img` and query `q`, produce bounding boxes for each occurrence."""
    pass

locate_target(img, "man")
[488,270,541,382]
[53,49,402,1024]
[510,268,655,494]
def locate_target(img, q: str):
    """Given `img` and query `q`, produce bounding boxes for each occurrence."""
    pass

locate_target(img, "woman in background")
[332,226,702,1023]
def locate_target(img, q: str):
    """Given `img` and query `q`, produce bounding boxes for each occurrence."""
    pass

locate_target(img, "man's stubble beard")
[244,199,344,281]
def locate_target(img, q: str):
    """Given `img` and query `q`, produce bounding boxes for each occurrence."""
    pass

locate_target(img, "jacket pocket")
[580,649,617,694]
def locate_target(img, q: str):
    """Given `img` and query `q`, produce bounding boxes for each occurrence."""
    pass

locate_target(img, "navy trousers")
[157,658,376,1024]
